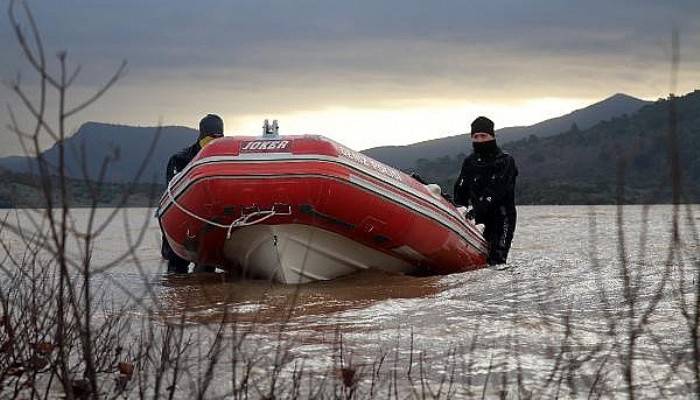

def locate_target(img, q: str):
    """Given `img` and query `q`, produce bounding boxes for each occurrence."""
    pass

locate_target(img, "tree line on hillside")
[412,91,700,205]
[2,90,698,207]
[0,168,161,208]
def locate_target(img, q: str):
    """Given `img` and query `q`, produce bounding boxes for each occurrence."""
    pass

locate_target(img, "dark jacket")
[161,142,201,268]
[453,148,517,224]
[166,143,201,183]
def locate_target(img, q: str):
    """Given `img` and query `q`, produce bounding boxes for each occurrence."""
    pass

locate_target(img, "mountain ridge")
[362,93,651,171]
[0,123,199,183]
[0,92,661,203]
[0,91,696,206]
[412,90,700,204]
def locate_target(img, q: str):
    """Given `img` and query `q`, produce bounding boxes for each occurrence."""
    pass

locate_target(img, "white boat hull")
[222,224,414,284]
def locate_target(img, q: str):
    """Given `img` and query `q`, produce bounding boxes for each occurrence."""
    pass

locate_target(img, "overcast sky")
[2,0,699,155]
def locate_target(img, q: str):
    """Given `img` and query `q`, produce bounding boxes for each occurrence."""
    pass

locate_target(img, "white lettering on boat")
[338,146,402,182]
[240,140,290,153]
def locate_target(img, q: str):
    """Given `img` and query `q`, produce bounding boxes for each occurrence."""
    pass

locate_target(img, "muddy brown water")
[2,204,699,398]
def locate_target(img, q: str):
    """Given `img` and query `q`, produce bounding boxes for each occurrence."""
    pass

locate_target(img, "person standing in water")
[454,116,518,266]
[161,114,224,273]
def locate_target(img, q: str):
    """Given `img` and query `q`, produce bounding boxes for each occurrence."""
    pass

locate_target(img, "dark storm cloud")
[4,1,699,78]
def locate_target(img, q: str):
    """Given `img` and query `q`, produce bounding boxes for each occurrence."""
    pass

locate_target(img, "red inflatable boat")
[157,134,488,283]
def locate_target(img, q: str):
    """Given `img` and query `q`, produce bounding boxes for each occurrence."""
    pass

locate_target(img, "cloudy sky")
[2,0,700,155]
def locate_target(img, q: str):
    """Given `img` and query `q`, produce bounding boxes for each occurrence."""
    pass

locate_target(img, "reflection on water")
[158,269,444,324]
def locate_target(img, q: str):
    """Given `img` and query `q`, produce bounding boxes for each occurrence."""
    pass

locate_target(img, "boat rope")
[165,179,279,239]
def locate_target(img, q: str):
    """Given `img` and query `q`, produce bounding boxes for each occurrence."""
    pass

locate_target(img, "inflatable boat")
[157,129,488,283]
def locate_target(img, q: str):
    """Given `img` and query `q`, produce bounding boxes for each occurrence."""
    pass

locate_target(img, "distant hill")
[0,122,198,183]
[411,90,700,204]
[0,130,23,158]
[362,93,651,171]
[0,166,161,208]
[2,92,693,207]
[0,94,649,184]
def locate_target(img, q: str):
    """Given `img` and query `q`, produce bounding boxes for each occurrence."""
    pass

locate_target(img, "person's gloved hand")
[410,172,428,184]
[473,197,492,220]
[466,209,476,220]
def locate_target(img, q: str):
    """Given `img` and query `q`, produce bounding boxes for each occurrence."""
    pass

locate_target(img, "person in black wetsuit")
[453,116,518,266]
[162,114,224,273]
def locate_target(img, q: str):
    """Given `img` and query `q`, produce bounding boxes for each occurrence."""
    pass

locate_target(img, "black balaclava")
[473,140,499,156]
[470,116,498,157]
